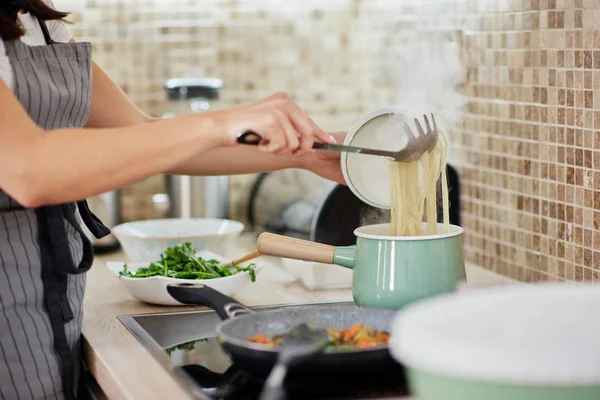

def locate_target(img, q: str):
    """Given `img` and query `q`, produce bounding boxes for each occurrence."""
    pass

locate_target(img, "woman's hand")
[300,131,347,185]
[215,92,336,157]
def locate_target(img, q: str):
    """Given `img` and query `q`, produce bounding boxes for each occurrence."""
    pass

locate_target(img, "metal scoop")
[258,323,330,400]
[237,113,439,162]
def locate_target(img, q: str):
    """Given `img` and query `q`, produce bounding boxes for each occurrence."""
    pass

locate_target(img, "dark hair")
[0,0,69,40]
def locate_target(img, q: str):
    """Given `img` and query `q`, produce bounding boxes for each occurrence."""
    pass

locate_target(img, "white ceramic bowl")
[106,250,262,306]
[112,218,244,261]
[281,258,353,290]
[341,107,418,209]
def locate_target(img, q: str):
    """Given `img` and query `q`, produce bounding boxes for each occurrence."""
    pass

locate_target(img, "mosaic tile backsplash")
[54,0,600,282]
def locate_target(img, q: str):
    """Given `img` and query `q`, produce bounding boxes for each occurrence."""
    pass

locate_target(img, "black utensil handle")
[181,364,243,389]
[166,283,254,320]
[237,130,262,145]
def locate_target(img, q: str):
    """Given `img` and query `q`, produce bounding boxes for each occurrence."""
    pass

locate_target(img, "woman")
[0,1,345,399]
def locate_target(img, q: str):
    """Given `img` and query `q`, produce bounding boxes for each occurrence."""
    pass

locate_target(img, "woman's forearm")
[76,59,317,178]
[2,113,219,207]
[85,60,157,128]
[169,146,305,176]
[1,53,339,207]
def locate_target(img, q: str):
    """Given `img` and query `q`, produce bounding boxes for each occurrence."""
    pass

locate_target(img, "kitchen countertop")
[82,234,515,399]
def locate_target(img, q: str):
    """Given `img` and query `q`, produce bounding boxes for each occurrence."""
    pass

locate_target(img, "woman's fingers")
[286,110,316,156]
[254,112,296,155]
[274,110,300,155]
[258,113,286,153]
[233,92,329,156]
[280,97,335,145]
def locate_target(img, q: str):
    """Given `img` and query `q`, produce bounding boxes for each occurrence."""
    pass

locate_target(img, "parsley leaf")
[119,243,257,282]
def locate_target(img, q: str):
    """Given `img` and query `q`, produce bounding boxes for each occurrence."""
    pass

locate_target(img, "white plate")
[106,250,262,306]
[341,107,417,209]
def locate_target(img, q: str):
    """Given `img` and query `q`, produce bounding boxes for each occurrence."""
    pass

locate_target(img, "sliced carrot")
[355,338,378,349]
[347,324,364,339]
[349,324,364,336]
[375,332,390,343]
[247,333,271,345]
[340,329,353,343]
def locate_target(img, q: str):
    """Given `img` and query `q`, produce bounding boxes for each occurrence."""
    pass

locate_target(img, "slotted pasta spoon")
[236,113,439,162]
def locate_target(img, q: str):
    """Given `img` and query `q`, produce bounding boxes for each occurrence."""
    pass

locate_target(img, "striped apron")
[0,21,109,400]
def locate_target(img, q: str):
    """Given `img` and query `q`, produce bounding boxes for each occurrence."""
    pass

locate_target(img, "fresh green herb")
[165,338,209,355]
[119,243,256,282]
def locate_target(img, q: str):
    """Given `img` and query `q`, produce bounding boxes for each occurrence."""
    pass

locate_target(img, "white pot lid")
[390,283,600,386]
[341,107,420,209]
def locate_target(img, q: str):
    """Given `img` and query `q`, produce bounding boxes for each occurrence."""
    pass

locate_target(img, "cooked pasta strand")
[387,125,449,236]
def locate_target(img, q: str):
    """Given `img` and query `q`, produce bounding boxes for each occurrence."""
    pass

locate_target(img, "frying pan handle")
[167,283,254,320]
[257,233,335,264]
[237,130,262,145]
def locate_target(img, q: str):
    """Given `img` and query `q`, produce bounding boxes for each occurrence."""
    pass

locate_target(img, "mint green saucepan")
[257,222,465,310]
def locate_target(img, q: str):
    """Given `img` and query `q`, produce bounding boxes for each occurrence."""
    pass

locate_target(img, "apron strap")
[76,200,112,239]
[38,19,54,45]
[37,205,80,400]
[36,202,110,400]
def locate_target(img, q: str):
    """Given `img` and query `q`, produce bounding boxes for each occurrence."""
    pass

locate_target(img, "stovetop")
[119,302,411,400]
[166,337,409,399]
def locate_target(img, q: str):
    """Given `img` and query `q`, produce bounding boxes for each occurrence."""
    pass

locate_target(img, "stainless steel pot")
[154,77,229,219]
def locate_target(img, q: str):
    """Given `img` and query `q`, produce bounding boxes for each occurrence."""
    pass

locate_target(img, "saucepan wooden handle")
[257,232,335,264]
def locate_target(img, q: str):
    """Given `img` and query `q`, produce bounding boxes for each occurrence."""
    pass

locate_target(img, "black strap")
[37,202,110,400]
[76,200,111,239]
[38,19,54,45]
[37,206,78,400]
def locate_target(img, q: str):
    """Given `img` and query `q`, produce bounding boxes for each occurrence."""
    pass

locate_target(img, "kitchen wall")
[429,0,600,283]
[55,0,600,282]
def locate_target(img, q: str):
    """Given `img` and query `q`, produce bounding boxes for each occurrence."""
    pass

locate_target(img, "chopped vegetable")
[246,333,271,345]
[165,338,209,355]
[246,324,389,350]
[119,242,256,281]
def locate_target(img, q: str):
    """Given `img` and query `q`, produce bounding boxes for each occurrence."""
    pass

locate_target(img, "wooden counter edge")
[82,303,203,400]
[82,257,207,400]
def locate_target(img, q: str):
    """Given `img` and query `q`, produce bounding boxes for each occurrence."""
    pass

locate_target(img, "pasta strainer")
[341,108,434,209]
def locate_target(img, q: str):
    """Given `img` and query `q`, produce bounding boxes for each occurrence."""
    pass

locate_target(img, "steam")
[371,0,515,156]
[355,0,514,228]
[360,207,391,228]
[380,32,467,142]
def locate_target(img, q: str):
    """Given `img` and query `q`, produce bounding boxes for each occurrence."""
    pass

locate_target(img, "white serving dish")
[341,107,417,209]
[281,258,352,290]
[106,250,262,306]
[112,218,244,261]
